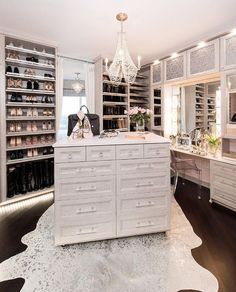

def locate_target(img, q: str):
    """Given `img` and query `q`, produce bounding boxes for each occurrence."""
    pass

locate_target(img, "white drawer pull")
[76,227,96,235]
[68,154,72,159]
[136,182,154,188]
[137,164,151,170]
[136,220,154,228]
[136,201,154,208]
[76,207,97,214]
[76,186,96,192]
[99,152,104,157]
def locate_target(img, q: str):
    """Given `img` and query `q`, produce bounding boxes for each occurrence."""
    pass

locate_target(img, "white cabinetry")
[151,62,163,85]
[187,39,219,78]
[54,135,170,245]
[221,34,236,70]
[164,52,186,83]
[210,160,236,211]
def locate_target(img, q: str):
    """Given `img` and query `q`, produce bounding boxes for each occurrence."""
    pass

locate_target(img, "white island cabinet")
[53,133,170,245]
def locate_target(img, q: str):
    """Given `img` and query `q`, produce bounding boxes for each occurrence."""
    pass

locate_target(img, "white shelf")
[7,154,54,165]
[6,72,55,82]
[6,58,55,70]
[7,143,54,151]
[130,86,147,91]
[6,102,55,108]
[103,115,127,119]
[103,80,127,86]
[1,187,54,205]
[6,45,55,58]
[130,99,148,104]
[6,116,55,121]
[103,101,128,106]
[6,88,55,95]
[130,93,149,98]
[103,92,127,97]
[6,130,56,137]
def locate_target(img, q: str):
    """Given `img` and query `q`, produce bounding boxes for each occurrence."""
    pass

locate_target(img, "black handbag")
[80,105,100,135]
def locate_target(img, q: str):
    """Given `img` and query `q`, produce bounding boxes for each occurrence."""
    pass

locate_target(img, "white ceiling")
[0,0,236,65]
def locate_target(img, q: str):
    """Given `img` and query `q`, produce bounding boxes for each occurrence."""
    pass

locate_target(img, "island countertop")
[53,132,170,148]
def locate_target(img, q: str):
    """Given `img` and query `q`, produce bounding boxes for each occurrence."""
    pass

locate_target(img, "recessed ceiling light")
[171,52,178,59]
[230,28,236,36]
[154,59,160,65]
[198,41,206,48]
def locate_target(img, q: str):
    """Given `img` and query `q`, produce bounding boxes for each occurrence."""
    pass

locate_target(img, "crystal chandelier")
[105,12,141,84]
[72,72,84,94]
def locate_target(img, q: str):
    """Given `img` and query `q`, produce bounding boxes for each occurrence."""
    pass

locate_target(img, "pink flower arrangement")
[124,107,152,123]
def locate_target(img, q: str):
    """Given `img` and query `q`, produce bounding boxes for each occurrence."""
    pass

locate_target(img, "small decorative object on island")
[205,134,221,156]
[125,107,152,131]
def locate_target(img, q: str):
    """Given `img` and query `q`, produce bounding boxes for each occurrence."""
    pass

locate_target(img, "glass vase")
[208,144,219,157]
[136,119,145,132]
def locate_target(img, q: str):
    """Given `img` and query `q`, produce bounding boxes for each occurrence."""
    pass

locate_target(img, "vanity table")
[172,147,236,212]
[53,133,171,245]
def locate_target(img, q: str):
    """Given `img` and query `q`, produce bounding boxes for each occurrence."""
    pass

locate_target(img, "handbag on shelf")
[67,105,100,137]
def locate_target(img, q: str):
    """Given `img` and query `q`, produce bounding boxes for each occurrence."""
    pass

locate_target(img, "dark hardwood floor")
[175,180,236,292]
[0,183,235,292]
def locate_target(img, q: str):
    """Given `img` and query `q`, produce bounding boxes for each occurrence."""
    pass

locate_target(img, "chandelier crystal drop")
[105,12,141,85]
[72,72,84,94]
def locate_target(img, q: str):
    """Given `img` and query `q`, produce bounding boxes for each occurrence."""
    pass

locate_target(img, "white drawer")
[116,158,169,174]
[56,160,116,179]
[211,161,236,179]
[55,147,85,163]
[117,172,169,197]
[117,212,169,237]
[211,187,236,210]
[214,175,236,192]
[116,144,143,160]
[55,175,115,200]
[87,146,115,161]
[55,220,115,245]
[55,197,115,221]
[117,193,169,217]
[143,143,169,158]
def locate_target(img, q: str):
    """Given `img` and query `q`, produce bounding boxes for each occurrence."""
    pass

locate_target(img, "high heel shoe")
[33,149,38,156]
[9,123,15,132]
[10,93,17,102]
[32,136,38,144]
[47,121,52,130]
[27,108,33,117]
[16,93,23,102]
[32,108,38,117]
[26,136,32,145]
[16,108,23,116]
[10,137,16,147]
[26,122,32,132]
[10,108,17,116]
[42,122,47,130]
[32,122,37,132]
[15,79,22,88]
[27,80,32,90]
[33,81,39,90]
[7,78,15,88]
[27,149,33,157]
[15,123,22,132]
[16,137,22,146]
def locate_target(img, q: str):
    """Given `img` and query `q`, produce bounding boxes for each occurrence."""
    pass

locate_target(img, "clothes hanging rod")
[57,54,94,64]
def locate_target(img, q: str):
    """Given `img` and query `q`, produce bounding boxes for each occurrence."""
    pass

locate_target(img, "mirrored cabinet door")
[221,34,236,70]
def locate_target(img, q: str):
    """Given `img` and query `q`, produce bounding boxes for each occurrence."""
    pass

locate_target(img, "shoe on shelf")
[16,137,22,146]
[6,66,12,73]
[26,136,32,145]
[10,151,17,160]
[32,108,38,117]
[14,67,19,74]
[32,136,38,144]
[42,122,47,130]
[43,148,48,155]
[26,122,32,132]
[7,78,15,88]
[47,135,54,144]
[33,81,39,90]
[27,80,32,90]
[10,108,17,116]
[43,109,48,116]
[16,93,23,102]
[27,108,33,117]
[15,123,22,132]
[27,149,33,157]
[18,150,24,159]
[32,96,37,103]
[10,93,17,102]
[41,96,46,103]
[10,137,16,147]
[9,123,15,132]
[25,95,31,103]
[48,147,54,154]
[15,79,22,88]
[32,122,38,132]
[47,121,52,130]
[16,108,23,116]
[33,149,38,156]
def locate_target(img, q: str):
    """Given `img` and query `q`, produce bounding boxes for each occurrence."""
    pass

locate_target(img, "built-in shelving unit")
[151,87,162,130]
[0,34,57,204]
[95,57,150,132]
